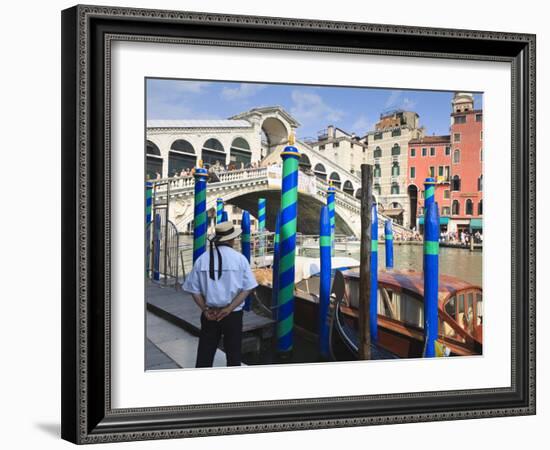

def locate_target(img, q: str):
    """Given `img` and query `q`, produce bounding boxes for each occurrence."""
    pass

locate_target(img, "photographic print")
[144,79,483,369]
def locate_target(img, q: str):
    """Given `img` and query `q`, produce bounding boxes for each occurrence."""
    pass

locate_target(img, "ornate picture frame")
[61,4,536,444]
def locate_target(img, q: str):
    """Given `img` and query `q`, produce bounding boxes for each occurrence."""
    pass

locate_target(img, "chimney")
[327,125,334,138]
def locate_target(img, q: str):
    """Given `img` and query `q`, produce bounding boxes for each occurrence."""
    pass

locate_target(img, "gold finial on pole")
[288,131,295,146]
[198,159,203,168]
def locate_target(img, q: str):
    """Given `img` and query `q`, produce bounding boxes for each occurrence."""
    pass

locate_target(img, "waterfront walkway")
[146,281,274,368]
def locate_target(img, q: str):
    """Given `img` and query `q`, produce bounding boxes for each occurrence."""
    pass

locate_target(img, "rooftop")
[409,135,450,145]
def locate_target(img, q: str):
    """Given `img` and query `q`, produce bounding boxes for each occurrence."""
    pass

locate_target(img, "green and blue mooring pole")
[153,213,161,281]
[192,163,208,263]
[145,182,153,276]
[327,182,336,256]
[370,202,379,344]
[241,210,252,311]
[272,212,281,315]
[216,198,224,224]
[319,205,332,360]
[258,198,266,263]
[423,177,436,271]
[423,201,440,357]
[277,134,300,356]
[385,219,394,269]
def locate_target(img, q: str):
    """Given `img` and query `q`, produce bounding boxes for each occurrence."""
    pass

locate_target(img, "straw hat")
[212,221,241,242]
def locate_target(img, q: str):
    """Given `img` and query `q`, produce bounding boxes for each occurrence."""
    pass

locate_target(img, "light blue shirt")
[182,245,258,311]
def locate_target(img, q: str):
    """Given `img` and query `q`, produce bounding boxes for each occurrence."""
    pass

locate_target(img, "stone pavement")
[146,310,227,369]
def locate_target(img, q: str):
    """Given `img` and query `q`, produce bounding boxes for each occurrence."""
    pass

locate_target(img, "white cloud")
[171,81,211,94]
[351,115,372,134]
[384,91,417,110]
[290,90,345,124]
[220,83,266,101]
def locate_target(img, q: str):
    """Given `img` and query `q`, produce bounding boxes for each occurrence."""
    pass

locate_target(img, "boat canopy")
[342,269,481,303]
[295,256,360,282]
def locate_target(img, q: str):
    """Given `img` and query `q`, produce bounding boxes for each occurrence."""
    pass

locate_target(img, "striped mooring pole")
[370,202,379,344]
[241,210,252,311]
[318,205,332,360]
[272,212,281,315]
[145,182,153,276]
[258,198,266,264]
[423,201,440,357]
[327,182,336,256]
[153,213,161,281]
[192,162,208,263]
[423,177,436,272]
[385,219,394,269]
[221,210,229,223]
[277,134,300,355]
[216,198,224,224]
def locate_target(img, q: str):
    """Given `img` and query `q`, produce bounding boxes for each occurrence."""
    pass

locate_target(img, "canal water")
[178,237,482,286]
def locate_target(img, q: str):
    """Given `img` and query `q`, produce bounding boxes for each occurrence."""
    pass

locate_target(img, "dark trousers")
[195,310,243,368]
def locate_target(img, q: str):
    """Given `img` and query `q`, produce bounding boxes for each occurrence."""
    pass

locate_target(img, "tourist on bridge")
[182,221,258,367]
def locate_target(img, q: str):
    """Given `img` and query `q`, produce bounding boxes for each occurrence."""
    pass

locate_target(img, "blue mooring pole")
[221,210,228,223]
[370,202,379,344]
[153,213,161,281]
[272,213,281,317]
[423,201,440,357]
[241,210,252,311]
[327,183,336,256]
[192,164,208,263]
[319,206,332,360]
[385,219,394,269]
[423,177,436,272]
[145,182,153,277]
[216,198,224,224]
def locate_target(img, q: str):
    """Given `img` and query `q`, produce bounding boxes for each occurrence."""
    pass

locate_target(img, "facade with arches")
[406,93,483,234]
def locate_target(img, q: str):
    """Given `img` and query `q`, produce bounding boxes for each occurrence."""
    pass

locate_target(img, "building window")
[445,166,450,180]
[392,162,400,176]
[480,148,483,161]
[452,200,460,215]
[442,206,451,216]
[438,166,444,177]
[374,146,382,158]
[444,189,450,199]
[351,143,354,148]
[374,132,383,140]
[391,143,401,156]
[319,145,325,150]
[374,164,381,177]
[476,113,482,122]
[422,147,427,156]
[478,175,483,191]
[453,149,461,163]
[374,184,381,195]
[480,131,483,140]
[465,199,474,215]
[421,190,424,199]
[445,145,451,156]
[478,200,483,215]
[410,148,416,157]
[452,175,461,191]
[391,183,400,195]
[429,166,435,178]
[454,133,461,142]
[334,141,340,148]
[392,129,401,137]
[410,167,416,179]
[430,147,436,156]
[455,115,466,124]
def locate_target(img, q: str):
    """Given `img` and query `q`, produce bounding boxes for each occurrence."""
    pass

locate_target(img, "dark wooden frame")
[61,4,536,444]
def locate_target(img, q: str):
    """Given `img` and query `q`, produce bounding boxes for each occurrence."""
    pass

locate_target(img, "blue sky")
[146,78,482,139]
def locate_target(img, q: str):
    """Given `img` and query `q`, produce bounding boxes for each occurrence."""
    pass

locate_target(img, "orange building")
[449,93,483,234]
[407,135,452,231]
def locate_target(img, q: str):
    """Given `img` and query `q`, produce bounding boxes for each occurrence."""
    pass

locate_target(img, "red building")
[449,93,483,234]
[407,135,452,231]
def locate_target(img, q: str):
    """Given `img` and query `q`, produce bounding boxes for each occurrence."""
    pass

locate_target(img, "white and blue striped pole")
[384,219,394,269]
[241,210,252,311]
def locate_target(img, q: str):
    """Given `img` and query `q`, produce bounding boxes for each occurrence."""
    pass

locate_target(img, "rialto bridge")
[146,106,363,199]
[152,167,413,239]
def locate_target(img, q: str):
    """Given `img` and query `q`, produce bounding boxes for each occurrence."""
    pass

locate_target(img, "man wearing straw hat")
[182,221,258,367]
